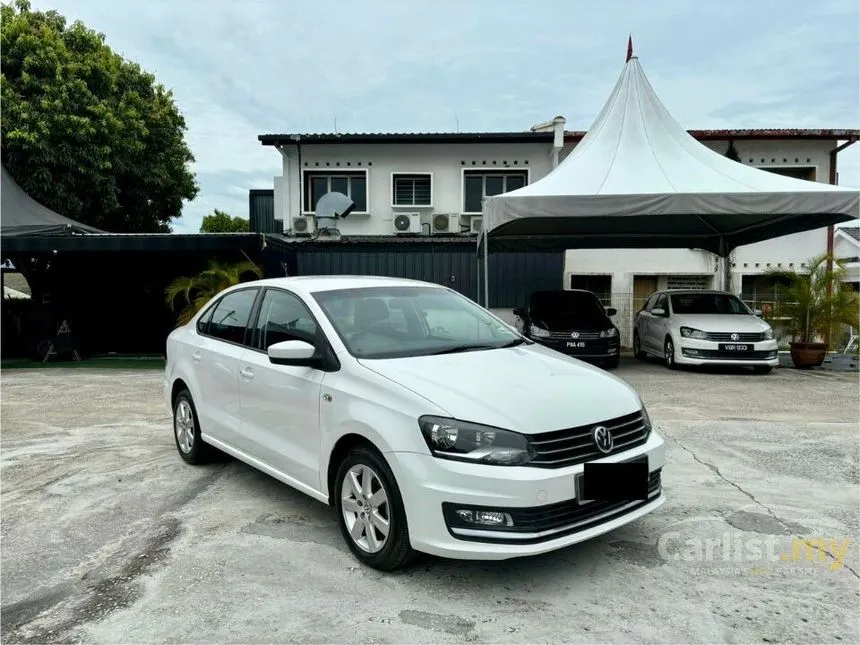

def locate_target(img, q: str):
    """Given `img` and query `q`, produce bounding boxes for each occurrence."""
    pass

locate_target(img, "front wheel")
[632,330,645,360]
[334,445,416,571]
[664,337,678,370]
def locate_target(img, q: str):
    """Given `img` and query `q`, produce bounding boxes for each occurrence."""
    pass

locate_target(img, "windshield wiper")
[498,338,530,348]
[426,344,499,355]
[426,338,529,355]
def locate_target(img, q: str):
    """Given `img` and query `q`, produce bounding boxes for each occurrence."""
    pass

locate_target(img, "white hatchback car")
[164,276,665,570]
[632,289,779,373]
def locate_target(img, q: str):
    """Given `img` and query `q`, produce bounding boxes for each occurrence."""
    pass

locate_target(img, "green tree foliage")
[765,254,859,345]
[1,0,198,232]
[165,259,263,325]
[200,209,250,233]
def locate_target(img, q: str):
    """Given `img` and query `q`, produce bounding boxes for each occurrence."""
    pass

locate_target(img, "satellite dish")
[316,192,355,219]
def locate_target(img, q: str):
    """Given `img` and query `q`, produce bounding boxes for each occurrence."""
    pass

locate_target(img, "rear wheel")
[632,331,645,360]
[334,445,416,571]
[173,389,217,465]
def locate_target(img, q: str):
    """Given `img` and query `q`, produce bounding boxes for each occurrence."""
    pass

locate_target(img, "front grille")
[704,331,766,342]
[442,469,662,544]
[689,349,777,360]
[528,410,649,468]
[545,330,602,340]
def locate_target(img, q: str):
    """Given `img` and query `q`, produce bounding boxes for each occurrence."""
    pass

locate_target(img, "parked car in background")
[164,276,665,571]
[632,289,778,373]
[513,289,620,369]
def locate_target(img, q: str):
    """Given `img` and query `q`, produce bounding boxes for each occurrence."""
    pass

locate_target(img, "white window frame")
[301,168,370,215]
[390,172,434,208]
[460,167,531,215]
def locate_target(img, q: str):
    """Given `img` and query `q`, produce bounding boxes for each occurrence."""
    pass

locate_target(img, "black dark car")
[513,289,621,368]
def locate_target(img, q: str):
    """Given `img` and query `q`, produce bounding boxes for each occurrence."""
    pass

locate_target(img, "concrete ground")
[1,359,858,644]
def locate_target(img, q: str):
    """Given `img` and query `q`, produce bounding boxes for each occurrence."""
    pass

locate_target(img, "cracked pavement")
[1,361,858,643]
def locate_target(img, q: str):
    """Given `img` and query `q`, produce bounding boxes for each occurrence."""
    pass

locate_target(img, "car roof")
[234,275,446,295]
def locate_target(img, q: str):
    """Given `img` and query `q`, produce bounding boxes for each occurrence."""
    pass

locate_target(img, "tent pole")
[483,231,489,308]
[718,237,727,292]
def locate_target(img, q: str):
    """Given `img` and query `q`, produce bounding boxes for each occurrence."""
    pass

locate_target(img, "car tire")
[664,337,678,370]
[172,389,217,465]
[334,444,416,571]
[632,331,645,360]
[753,366,773,374]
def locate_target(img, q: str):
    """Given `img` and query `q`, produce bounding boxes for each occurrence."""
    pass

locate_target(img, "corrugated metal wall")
[292,242,563,308]
[248,190,283,234]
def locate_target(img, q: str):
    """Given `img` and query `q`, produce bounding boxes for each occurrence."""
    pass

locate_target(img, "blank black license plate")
[577,457,649,503]
[719,343,750,352]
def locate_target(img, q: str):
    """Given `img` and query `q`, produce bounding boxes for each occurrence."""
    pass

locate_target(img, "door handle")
[191,351,202,363]
[240,366,254,380]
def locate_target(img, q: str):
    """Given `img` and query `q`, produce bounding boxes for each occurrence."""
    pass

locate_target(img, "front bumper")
[676,338,779,366]
[387,429,665,560]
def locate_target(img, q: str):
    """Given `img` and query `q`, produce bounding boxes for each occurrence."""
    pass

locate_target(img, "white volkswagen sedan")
[632,289,779,373]
[164,276,665,570]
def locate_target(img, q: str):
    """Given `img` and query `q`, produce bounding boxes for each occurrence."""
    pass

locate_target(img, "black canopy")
[1,165,104,237]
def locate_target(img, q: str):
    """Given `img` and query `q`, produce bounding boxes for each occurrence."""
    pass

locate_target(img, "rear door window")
[205,288,259,346]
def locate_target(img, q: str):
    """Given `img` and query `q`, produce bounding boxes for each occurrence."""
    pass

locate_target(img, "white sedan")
[164,275,665,570]
[632,289,779,373]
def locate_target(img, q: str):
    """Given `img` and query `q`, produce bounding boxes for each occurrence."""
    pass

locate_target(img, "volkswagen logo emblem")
[571,331,580,339]
[592,426,613,454]
[730,333,739,341]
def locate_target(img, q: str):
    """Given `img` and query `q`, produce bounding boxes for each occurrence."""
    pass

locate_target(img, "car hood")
[357,344,642,434]
[673,314,771,332]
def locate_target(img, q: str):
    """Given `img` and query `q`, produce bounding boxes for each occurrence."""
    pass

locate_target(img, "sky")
[28,0,860,233]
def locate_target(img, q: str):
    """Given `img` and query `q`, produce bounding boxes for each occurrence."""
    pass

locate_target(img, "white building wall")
[274,142,556,236]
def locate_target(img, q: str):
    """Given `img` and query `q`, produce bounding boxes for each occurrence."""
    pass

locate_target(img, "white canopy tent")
[479,45,859,305]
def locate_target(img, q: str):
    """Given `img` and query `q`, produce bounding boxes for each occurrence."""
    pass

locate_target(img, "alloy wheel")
[665,338,674,368]
[340,464,391,553]
[175,399,195,453]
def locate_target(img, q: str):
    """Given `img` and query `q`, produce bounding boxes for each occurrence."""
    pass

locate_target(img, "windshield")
[312,285,524,359]
[530,291,606,321]
[670,293,752,315]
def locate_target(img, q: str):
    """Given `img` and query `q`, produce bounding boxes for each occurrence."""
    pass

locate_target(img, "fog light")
[455,509,513,526]
[683,348,702,357]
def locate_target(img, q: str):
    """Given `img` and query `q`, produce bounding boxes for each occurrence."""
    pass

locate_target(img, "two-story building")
[253,123,858,341]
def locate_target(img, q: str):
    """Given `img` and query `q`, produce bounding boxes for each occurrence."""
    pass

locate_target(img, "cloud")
[27,0,860,231]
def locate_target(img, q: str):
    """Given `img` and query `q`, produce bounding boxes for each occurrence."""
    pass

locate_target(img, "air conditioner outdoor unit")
[470,217,483,234]
[291,216,315,235]
[431,213,459,234]
[392,213,421,234]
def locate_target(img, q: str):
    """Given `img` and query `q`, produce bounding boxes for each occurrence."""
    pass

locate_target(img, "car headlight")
[641,404,653,439]
[418,416,535,466]
[763,328,775,340]
[599,327,619,338]
[528,324,550,338]
[680,326,708,340]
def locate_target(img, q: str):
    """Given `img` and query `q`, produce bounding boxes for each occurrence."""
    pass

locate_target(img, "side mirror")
[754,309,763,317]
[512,307,525,318]
[605,307,617,317]
[651,307,666,317]
[268,340,318,366]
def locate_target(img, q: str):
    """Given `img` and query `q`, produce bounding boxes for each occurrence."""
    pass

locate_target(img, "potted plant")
[765,254,859,368]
